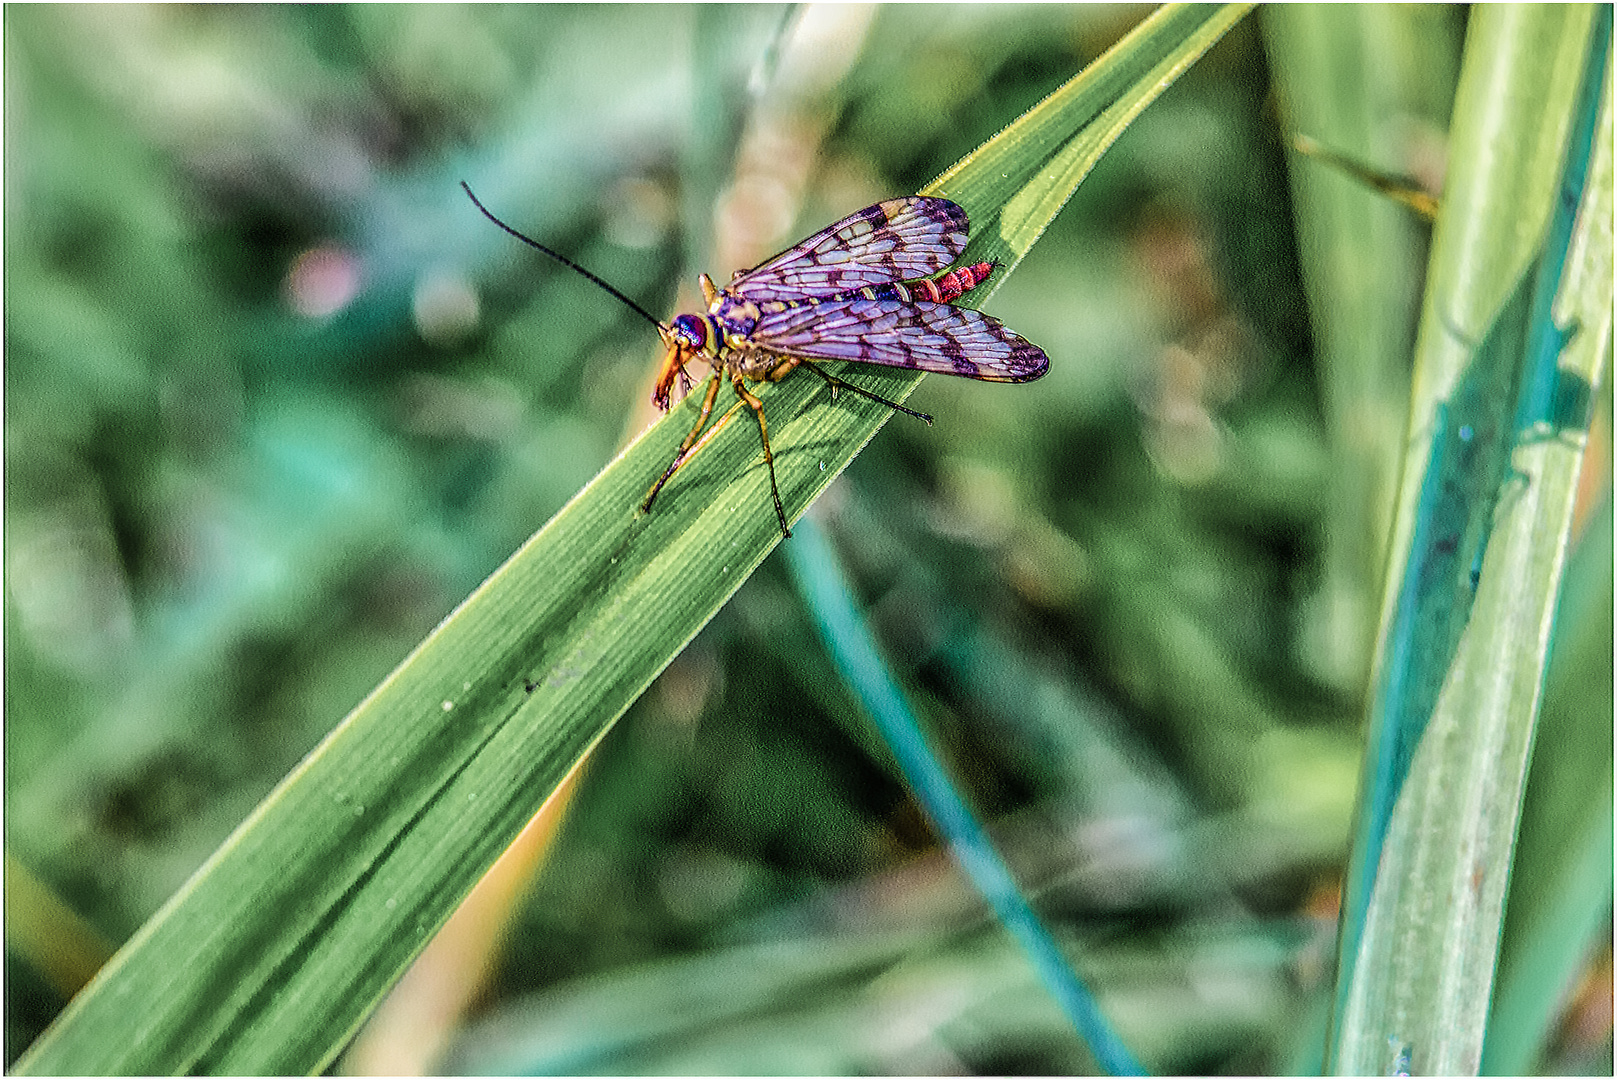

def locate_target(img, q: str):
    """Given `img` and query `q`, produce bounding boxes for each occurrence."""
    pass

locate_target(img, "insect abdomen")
[747,261,998,316]
[924,261,996,303]
[851,260,996,305]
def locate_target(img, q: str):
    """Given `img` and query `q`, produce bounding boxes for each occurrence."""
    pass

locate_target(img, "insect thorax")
[710,293,761,336]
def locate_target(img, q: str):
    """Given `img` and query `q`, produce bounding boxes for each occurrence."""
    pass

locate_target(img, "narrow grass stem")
[784,513,1146,1077]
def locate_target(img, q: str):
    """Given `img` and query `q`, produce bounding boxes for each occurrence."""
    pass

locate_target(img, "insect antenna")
[797,360,933,425]
[460,181,667,332]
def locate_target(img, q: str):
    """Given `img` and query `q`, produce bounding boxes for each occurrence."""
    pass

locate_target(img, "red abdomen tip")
[933,261,996,303]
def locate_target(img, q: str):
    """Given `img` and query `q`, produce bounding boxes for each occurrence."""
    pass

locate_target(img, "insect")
[462,183,1048,538]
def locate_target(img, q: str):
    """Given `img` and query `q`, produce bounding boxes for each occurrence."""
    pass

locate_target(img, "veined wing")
[729,198,970,302]
[749,296,1049,382]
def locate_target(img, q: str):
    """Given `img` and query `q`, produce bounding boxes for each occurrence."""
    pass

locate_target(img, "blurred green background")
[4,5,1609,1074]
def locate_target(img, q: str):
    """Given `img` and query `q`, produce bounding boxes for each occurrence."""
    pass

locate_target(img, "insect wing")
[750,296,1049,382]
[729,198,970,302]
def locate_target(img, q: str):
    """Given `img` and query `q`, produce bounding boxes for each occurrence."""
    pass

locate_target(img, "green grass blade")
[784,515,1144,1074]
[1328,6,1612,1073]
[934,3,1254,275]
[1485,498,1615,1074]
[11,5,1250,1074]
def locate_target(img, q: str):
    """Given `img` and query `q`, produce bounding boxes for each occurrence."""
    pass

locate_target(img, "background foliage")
[5,5,1609,1074]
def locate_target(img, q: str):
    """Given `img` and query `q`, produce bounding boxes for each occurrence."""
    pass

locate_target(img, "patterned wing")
[729,198,970,302]
[749,296,1049,382]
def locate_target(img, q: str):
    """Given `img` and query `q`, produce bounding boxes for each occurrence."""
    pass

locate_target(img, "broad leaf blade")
[1329,6,1611,1073]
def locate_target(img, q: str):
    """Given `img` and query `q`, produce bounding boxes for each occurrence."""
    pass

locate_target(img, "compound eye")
[671,315,707,351]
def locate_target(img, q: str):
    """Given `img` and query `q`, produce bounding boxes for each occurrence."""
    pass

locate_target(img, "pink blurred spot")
[286,245,361,318]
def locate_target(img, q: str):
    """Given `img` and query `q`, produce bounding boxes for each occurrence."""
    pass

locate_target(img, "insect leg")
[731,374,791,539]
[795,359,933,424]
[643,371,725,514]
